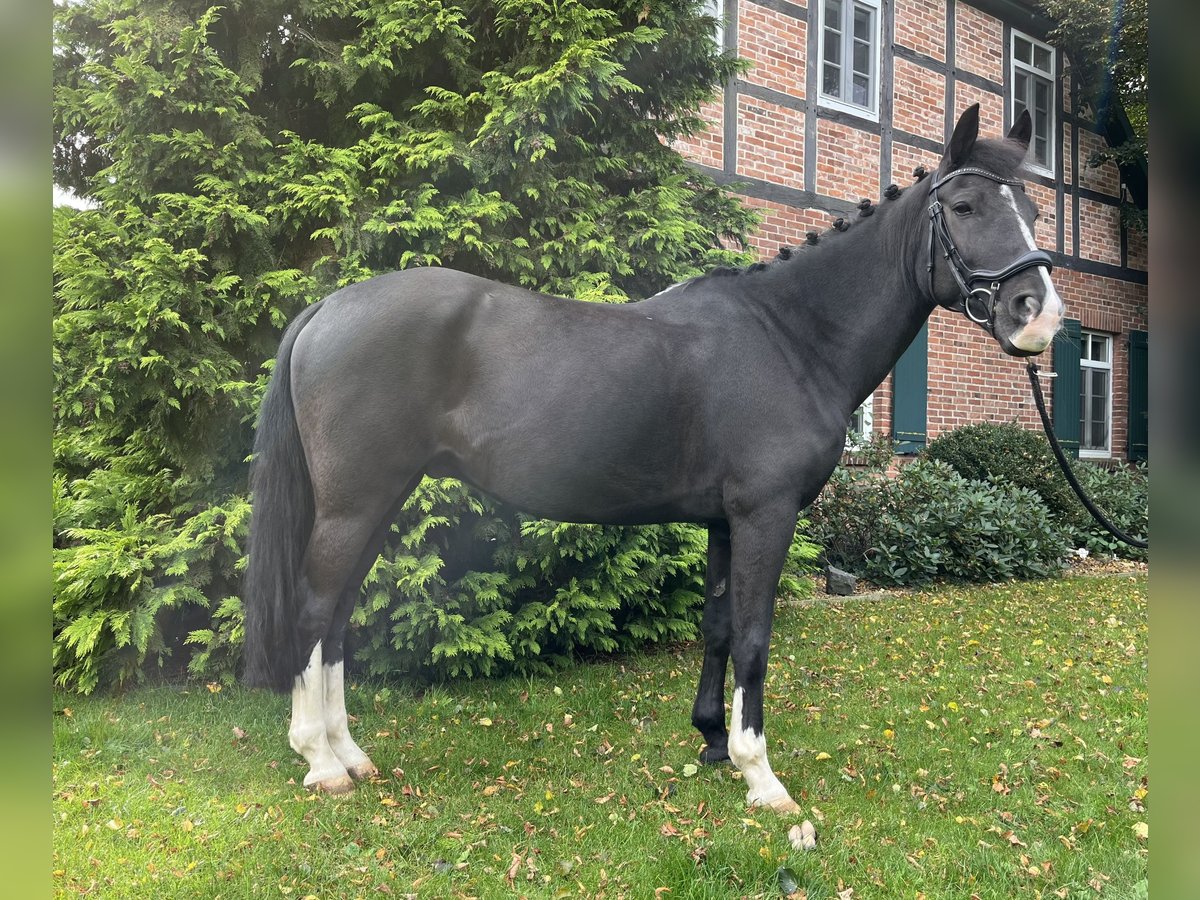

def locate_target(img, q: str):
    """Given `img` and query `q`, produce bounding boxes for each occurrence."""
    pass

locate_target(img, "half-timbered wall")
[672,0,1148,461]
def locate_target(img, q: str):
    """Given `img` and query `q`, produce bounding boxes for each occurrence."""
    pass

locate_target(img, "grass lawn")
[53,575,1148,899]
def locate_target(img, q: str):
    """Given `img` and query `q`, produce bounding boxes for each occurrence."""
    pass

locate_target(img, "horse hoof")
[347,761,379,780]
[698,745,730,765]
[315,774,356,796]
[765,794,801,815]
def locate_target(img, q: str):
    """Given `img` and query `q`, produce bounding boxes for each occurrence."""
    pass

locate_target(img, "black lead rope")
[1026,363,1148,550]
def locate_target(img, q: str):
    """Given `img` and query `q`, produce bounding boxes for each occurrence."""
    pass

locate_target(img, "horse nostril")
[1017,295,1042,322]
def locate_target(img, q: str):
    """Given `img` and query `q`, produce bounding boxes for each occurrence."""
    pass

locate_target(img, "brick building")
[675,0,1148,462]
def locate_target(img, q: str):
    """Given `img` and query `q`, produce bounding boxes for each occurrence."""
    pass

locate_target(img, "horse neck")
[757,187,935,408]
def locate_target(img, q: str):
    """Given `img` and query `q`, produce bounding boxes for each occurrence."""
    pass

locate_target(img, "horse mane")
[683,134,1031,291]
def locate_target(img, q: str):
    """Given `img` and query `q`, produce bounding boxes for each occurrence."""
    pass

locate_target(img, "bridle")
[926,166,1054,332]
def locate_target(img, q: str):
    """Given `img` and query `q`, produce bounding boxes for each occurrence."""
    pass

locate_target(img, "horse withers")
[243,105,1063,809]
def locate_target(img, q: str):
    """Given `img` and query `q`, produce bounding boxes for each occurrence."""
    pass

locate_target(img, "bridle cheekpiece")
[926,166,1054,332]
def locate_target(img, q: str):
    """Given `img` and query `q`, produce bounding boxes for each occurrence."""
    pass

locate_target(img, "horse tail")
[242,301,325,693]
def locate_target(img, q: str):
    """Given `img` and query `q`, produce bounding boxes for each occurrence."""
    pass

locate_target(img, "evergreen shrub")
[1067,461,1148,559]
[53,0,770,692]
[923,421,1085,534]
[865,459,1068,586]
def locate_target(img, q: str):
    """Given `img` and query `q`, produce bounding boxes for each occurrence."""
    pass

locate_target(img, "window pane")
[853,73,869,106]
[1034,78,1051,116]
[1092,370,1109,449]
[853,38,871,75]
[1079,371,1088,445]
[1092,335,1108,363]
[1014,71,1029,109]
[1015,36,1032,64]
[824,27,842,67]
[1034,44,1051,73]
[827,0,843,30]
[853,6,871,42]
[824,63,842,97]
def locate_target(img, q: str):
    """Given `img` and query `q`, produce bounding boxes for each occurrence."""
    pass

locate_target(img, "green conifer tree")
[53,0,814,691]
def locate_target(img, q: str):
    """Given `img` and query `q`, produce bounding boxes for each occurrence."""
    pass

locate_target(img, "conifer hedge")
[53,0,818,693]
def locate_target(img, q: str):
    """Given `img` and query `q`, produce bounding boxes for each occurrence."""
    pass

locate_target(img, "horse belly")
[434,399,717,525]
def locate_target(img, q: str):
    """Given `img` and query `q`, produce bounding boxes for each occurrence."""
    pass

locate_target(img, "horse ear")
[943,104,980,171]
[1007,109,1033,149]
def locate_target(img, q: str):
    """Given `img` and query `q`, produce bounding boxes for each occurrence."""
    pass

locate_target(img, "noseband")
[926,167,1054,331]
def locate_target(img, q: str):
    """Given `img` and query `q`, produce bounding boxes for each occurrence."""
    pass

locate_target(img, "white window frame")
[1009,28,1056,177]
[846,394,874,449]
[1079,330,1113,459]
[818,0,882,122]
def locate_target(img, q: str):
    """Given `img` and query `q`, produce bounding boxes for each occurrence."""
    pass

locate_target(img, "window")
[702,0,725,49]
[1079,330,1112,458]
[819,0,881,120]
[1010,30,1056,173]
[847,395,874,448]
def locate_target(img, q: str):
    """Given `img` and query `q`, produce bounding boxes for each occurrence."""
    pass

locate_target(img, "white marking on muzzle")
[1000,185,1064,352]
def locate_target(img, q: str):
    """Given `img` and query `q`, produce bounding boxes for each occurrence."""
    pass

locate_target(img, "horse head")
[926,104,1065,356]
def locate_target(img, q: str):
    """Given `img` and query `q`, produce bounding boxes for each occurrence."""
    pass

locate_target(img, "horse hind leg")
[319,491,414,781]
[288,491,411,794]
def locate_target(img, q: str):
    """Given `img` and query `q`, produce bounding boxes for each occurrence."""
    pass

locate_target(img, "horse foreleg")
[692,524,732,764]
[726,505,801,814]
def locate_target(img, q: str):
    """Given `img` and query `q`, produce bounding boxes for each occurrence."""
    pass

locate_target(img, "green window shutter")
[1052,317,1082,458]
[892,322,928,454]
[1127,329,1148,461]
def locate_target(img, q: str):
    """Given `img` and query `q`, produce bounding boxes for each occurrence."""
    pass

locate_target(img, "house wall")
[673,0,1147,461]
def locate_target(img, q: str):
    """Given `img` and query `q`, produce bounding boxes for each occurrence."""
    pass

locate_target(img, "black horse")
[244,105,1063,808]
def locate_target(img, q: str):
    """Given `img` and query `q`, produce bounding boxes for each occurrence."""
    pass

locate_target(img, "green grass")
[53,575,1148,899]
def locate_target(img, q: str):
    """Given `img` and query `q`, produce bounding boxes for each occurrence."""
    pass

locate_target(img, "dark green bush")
[865,459,1068,586]
[1067,461,1148,559]
[923,421,1086,535]
[806,433,896,573]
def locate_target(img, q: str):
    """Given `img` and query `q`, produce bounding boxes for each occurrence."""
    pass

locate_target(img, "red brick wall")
[739,1,807,99]
[893,55,946,142]
[740,196,833,258]
[736,94,806,189]
[1076,128,1121,196]
[953,83,1004,138]
[953,1,1004,83]
[895,0,947,61]
[1026,181,1058,250]
[891,141,943,188]
[1062,193,1074,256]
[926,308,1043,440]
[671,97,724,170]
[815,118,881,202]
[1126,227,1148,271]
[1077,197,1122,267]
[1062,122,1073,184]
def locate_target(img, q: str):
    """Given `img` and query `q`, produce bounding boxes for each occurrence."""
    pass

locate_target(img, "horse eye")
[952,202,972,216]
